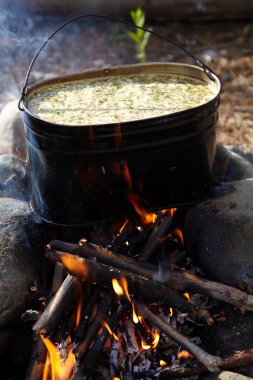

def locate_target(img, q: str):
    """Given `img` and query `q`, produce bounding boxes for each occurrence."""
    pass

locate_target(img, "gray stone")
[184,178,253,292]
[202,370,253,380]
[213,142,253,183]
[0,198,46,327]
[0,100,26,159]
[0,154,28,201]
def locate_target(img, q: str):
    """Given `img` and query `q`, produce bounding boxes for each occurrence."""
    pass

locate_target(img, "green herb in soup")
[28,74,216,125]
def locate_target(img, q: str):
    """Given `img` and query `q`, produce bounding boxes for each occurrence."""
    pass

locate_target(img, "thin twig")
[134,301,223,373]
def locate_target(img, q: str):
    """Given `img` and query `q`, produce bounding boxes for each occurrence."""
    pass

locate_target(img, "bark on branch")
[134,301,223,373]
[49,240,253,312]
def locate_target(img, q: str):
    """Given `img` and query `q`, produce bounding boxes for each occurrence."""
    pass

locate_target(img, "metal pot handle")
[18,14,217,111]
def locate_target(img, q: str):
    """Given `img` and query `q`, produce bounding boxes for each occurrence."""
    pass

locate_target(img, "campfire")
[26,205,253,380]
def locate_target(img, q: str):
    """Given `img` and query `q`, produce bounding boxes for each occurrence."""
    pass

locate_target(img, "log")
[154,347,253,378]
[74,285,100,344]
[26,337,47,380]
[134,301,223,373]
[138,215,173,261]
[27,262,66,379]
[74,304,126,378]
[49,240,253,312]
[46,249,195,314]
[33,274,77,335]
[74,292,114,360]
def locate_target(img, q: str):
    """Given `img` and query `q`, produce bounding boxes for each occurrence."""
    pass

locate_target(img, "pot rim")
[23,62,221,128]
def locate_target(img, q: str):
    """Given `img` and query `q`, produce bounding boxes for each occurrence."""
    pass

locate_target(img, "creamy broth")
[28,74,217,125]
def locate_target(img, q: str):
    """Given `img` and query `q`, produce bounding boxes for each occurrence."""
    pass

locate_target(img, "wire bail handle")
[18,14,217,111]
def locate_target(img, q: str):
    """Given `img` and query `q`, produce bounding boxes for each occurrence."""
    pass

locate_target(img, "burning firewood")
[134,301,223,373]
[74,304,126,378]
[33,274,77,335]
[46,249,197,316]
[49,240,253,313]
[147,347,253,378]
[28,208,253,379]
[74,292,114,360]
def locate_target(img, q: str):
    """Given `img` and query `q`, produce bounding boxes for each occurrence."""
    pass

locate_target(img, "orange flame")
[112,277,138,323]
[128,193,157,225]
[183,292,191,302]
[122,160,133,189]
[141,332,160,350]
[42,354,50,380]
[138,315,152,334]
[171,228,184,246]
[112,278,124,296]
[75,281,83,328]
[40,335,76,380]
[168,208,177,218]
[60,253,89,280]
[119,219,129,234]
[103,321,119,341]
[169,307,173,318]
[122,161,157,225]
[178,350,193,360]
[120,276,138,323]
[159,359,167,367]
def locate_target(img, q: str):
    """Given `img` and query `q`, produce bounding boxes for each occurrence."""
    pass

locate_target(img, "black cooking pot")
[19,15,221,226]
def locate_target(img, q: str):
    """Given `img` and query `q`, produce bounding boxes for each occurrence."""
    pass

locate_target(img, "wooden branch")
[74,304,126,379]
[50,262,65,296]
[167,271,253,313]
[74,285,100,344]
[74,292,114,360]
[46,249,194,314]
[138,215,172,261]
[134,301,223,373]
[49,240,253,312]
[26,337,47,380]
[27,262,66,379]
[33,274,77,335]
[153,347,253,378]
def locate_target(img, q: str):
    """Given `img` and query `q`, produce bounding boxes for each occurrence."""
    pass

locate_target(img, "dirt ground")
[1,16,253,153]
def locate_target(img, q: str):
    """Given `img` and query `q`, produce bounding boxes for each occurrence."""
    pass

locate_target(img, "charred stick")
[74,285,100,344]
[222,347,253,370]
[49,239,156,272]
[134,301,223,373]
[74,291,114,360]
[167,271,253,313]
[154,347,253,379]
[49,241,253,312]
[50,262,65,296]
[26,337,47,380]
[33,274,77,335]
[128,225,153,255]
[47,250,194,314]
[111,221,135,253]
[74,304,126,379]
[27,262,66,378]
[138,215,173,261]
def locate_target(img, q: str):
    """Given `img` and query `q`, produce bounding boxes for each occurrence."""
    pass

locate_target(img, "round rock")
[0,198,46,327]
[184,178,253,292]
[213,142,253,183]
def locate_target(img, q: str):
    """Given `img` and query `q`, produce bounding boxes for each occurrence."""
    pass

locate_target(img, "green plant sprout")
[128,7,152,63]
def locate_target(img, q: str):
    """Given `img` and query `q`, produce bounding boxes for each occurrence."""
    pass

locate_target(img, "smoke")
[0,2,52,107]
